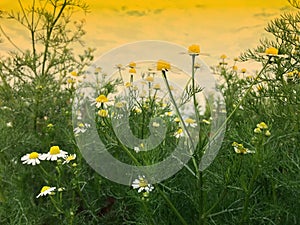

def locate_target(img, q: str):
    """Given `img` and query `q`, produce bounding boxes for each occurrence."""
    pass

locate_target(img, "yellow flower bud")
[98,109,108,117]
[125,82,132,88]
[129,68,136,74]
[129,62,136,68]
[145,76,154,82]
[153,83,161,90]
[265,130,271,136]
[257,122,268,129]
[220,54,227,59]
[70,71,78,77]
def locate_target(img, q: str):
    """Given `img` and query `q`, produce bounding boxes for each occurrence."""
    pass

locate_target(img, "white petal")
[21,155,29,161]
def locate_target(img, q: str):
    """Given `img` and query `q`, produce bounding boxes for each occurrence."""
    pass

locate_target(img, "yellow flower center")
[177,128,183,134]
[139,178,148,188]
[157,60,171,71]
[49,146,60,155]
[29,152,39,159]
[41,186,50,193]
[188,44,200,54]
[185,118,196,124]
[232,66,238,71]
[265,47,278,55]
[129,62,136,68]
[165,112,172,116]
[96,95,108,103]
[129,68,136,74]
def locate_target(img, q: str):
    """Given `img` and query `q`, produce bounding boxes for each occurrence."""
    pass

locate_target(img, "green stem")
[119,142,141,166]
[162,70,199,177]
[190,55,206,224]
[38,164,50,178]
[157,186,188,225]
[49,196,64,214]
[191,55,200,124]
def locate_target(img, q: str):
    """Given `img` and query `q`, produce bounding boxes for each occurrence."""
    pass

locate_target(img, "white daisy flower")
[164,111,173,117]
[185,118,197,128]
[90,94,109,108]
[63,154,76,164]
[21,152,43,166]
[36,186,56,198]
[132,175,154,193]
[40,146,68,161]
[258,47,289,59]
[174,128,185,138]
[232,142,255,154]
[73,123,91,135]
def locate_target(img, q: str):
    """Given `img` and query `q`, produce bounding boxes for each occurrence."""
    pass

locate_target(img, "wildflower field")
[0,1,299,225]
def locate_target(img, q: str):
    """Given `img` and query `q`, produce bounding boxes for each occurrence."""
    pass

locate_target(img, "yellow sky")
[0,0,295,67]
[87,0,287,9]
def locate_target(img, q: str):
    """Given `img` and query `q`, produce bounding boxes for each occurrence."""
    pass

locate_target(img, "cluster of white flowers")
[21,146,76,198]
[21,146,75,165]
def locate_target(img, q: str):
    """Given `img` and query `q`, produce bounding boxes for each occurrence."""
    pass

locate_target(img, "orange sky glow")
[0,0,296,68]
